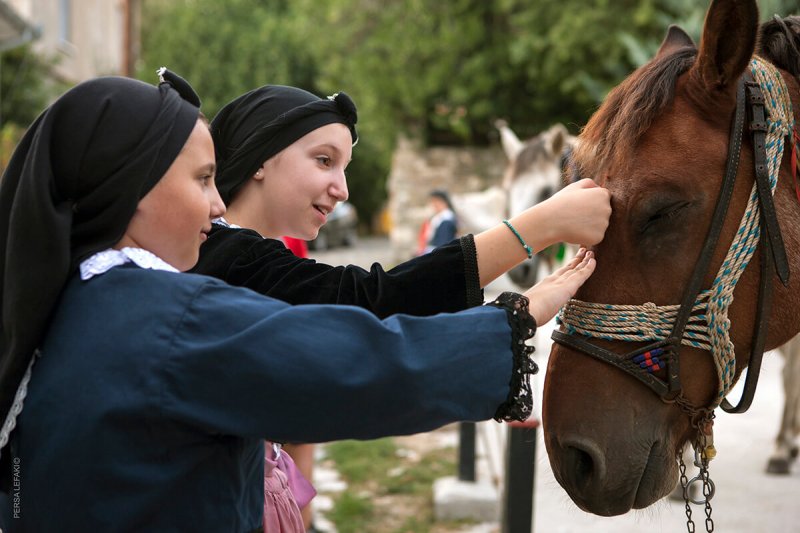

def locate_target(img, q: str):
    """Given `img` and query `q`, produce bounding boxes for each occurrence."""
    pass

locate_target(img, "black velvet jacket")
[191,224,483,318]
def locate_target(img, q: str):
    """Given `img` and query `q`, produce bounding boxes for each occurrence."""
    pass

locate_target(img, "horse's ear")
[495,119,524,161]
[656,25,696,59]
[548,123,569,157]
[689,0,758,93]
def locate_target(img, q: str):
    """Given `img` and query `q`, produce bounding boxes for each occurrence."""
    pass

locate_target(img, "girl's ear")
[253,166,265,181]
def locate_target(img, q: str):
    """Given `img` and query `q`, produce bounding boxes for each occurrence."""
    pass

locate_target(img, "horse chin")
[633,443,678,509]
[542,349,683,516]
[546,433,676,516]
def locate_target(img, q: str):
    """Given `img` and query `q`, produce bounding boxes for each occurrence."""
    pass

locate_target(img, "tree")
[138,0,390,224]
[138,0,798,226]
[0,45,62,170]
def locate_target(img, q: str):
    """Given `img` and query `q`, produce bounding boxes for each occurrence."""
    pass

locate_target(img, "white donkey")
[495,120,575,287]
[452,121,575,288]
[766,337,800,474]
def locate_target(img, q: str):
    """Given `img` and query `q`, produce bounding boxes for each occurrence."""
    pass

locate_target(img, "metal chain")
[678,454,696,533]
[679,453,717,532]
[700,463,715,532]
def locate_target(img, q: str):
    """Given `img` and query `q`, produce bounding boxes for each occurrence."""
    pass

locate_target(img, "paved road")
[307,235,398,269]
[310,237,800,532]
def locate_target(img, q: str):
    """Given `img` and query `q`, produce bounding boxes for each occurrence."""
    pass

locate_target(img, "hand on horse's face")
[524,247,595,325]
[542,178,611,247]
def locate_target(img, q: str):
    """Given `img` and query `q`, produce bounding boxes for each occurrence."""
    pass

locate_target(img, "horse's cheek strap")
[746,78,790,286]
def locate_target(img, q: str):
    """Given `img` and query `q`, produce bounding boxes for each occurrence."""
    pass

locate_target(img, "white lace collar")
[79,247,178,280]
[213,216,241,229]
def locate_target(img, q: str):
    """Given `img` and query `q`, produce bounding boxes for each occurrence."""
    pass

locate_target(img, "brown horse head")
[543,0,800,516]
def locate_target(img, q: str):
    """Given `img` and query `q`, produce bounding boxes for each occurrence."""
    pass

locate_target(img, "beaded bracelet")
[502,220,533,259]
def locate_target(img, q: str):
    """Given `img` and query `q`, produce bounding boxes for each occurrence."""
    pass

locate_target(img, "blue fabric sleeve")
[161,279,514,443]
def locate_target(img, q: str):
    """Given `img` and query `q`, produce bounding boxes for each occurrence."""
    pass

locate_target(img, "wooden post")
[458,421,476,482]
[501,419,539,533]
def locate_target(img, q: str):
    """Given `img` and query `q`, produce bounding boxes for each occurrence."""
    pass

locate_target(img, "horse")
[542,2,800,527]
[496,120,576,287]
[766,334,800,474]
[451,121,575,290]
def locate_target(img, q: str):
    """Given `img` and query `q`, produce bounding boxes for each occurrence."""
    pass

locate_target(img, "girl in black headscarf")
[197,86,610,317]
[0,72,597,532]
[193,84,611,530]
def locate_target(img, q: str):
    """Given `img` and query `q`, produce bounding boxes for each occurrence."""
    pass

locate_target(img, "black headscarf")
[0,72,200,436]
[211,86,358,204]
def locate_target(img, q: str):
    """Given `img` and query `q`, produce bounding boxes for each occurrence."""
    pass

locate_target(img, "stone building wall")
[387,136,507,263]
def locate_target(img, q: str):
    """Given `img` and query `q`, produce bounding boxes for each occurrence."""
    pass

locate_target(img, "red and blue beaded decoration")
[632,348,664,373]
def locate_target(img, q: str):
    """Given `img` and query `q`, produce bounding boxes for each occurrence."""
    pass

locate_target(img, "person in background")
[420,188,458,255]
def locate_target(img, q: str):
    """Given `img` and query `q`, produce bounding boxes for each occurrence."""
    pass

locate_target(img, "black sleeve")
[192,225,483,318]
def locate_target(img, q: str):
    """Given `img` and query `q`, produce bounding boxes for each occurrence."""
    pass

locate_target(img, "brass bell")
[703,444,717,461]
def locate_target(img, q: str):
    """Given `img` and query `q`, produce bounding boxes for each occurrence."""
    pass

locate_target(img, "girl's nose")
[209,183,226,218]
[330,170,349,202]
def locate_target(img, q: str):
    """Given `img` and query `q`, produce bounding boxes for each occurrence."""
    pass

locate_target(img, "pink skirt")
[263,442,316,533]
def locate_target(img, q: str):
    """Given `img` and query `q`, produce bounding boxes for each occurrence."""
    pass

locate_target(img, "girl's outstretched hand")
[523,248,595,325]
[540,179,611,246]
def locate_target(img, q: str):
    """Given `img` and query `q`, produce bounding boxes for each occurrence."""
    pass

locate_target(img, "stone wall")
[387,136,507,263]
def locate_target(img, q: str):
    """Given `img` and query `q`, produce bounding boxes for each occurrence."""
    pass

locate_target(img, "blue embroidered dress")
[6,250,532,532]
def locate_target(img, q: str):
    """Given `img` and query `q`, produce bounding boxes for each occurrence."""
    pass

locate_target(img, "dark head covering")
[430,189,455,212]
[211,86,358,204]
[0,71,200,439]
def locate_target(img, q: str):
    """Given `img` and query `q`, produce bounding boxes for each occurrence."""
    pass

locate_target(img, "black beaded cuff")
[460,234,484,308]
[486,291,538,422]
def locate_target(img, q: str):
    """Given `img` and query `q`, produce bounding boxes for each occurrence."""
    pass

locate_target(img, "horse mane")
[573,15,799,180]
[574,47,697,179]
[757,15,800,78]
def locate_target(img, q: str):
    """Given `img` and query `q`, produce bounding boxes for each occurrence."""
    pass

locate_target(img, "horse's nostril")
[559,438,607,497]
[564,444,595,491]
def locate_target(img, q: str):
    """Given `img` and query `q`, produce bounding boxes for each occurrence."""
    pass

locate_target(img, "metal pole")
[501,421,538,533]
[458,421,476,482]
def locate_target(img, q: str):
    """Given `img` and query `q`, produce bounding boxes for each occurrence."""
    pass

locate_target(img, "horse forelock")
[574,47,697,181]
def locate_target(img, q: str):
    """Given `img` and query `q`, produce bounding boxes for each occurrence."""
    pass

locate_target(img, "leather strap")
[551,331,672,397]
[744,73,790,286]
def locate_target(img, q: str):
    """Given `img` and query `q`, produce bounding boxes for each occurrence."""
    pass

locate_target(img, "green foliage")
[324,438,398,484]
[138,0,317,117]
[322,438,457,532]
[138,0,799,226]
[0,44,59,127]
[383,445,455,496]
[0,45,63,171]
[327,492,375,533]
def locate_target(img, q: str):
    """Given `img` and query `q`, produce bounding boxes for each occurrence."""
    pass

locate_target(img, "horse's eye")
[641,202,690,234]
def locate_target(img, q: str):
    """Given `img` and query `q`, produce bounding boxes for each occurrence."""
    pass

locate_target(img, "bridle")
[553,61,792,417]
[551,58,795,530]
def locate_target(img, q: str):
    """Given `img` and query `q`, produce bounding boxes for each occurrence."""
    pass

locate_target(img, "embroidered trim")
[460,234,483,307]
[486,292,538,422]
[80,247,178,280]
[0,350,40,460]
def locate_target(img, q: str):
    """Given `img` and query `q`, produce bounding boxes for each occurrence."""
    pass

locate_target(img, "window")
[59,0,71,43]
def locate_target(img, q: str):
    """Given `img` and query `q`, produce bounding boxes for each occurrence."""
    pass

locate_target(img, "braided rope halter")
[552,58,795,531]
